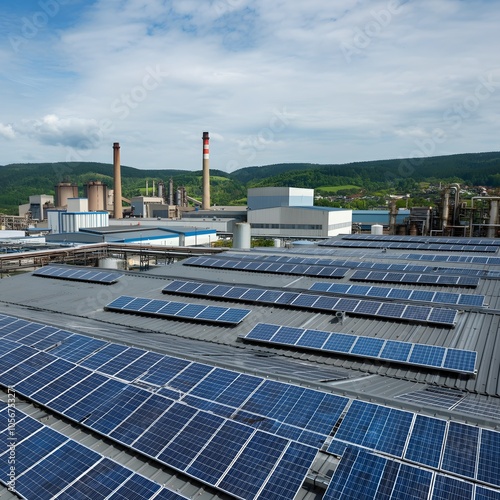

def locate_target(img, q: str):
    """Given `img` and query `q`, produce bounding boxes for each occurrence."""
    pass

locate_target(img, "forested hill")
[232,152,500,187]
[1,151,500,214]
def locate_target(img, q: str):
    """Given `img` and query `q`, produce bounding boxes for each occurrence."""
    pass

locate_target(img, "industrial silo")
[85,181,108,212]
[233,223,251,249]
[55,182,78,208]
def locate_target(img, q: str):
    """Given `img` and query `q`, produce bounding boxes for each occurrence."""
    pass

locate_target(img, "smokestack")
[169,178,174,205]
[113,142,123,219]
[202,131,210,210]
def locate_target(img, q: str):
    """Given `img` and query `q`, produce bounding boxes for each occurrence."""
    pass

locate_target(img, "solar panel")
[351,269,479,288]
[33,265,122,284]
[404,415,446,468]
[0,311,490,499]
[431,475,474,500]
[163,280,459,326]
[442,421,479,479]
[106,295,251,325]
[478,429,500,488]
[321,237,498,253]
[331,400,413,457]
[183,255,348,279]
[242,323,476,374]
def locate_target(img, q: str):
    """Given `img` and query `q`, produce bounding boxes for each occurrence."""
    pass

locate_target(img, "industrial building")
[247,187,352,239]
[1,232,500,498]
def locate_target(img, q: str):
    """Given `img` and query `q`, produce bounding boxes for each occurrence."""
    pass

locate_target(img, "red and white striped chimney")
[202,131,210,210]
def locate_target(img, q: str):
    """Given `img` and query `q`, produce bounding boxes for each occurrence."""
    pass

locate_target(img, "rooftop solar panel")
[106,295,251,325]
[162,278,460,326]
[442,422,479,479]
[33,265,122,284]
[242,323,476,374]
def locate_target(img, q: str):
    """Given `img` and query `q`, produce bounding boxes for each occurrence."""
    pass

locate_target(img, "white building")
[248,206,352,238]
[247,187,314,210]
[247,187,352,239]
[47,209,109,234]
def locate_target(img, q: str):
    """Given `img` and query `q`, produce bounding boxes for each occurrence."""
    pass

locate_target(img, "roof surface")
[1,236,500,498]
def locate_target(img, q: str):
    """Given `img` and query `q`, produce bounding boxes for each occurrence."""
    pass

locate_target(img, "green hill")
[1,152,500,214]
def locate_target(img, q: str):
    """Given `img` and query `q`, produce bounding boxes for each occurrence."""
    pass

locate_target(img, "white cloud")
[0,123,15,140]
[20,114,102,149]
[0,0,499,168]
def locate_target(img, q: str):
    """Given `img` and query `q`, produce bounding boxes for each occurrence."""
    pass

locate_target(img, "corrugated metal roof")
[1,240,500,497]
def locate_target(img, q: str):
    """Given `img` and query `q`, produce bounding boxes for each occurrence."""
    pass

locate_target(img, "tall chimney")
[113,142,123,219]
[202,131,210,210]
[169,177,174,205]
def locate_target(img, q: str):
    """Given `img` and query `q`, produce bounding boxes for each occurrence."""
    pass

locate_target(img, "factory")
[10,133,353,246]
[1,231,500,498]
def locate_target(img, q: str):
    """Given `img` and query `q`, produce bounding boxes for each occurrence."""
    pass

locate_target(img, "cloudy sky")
[0,0,499,172]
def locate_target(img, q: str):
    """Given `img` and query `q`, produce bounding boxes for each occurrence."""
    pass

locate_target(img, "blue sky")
[0,0,499,171]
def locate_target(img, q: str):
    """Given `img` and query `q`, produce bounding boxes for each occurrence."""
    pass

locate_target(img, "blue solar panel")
[110,395,172,445]
[271,326,304,344]
[168,362,213,392]
[442,421,479,479]
[139,356,190,386]
[380,340,413,362]
[443,349,477,373]
[243,323,476,374]
[404,415,446,468]
[458,294,485,307]
[106,295,251,325]
[402,305,432,321]
[476,486,500,500]
[13,358,74,396]
[377,302,406,318]
[353,300,382,315]
[134,402,198,457]
[15,440,101,500]
[291,294,320,307]
[428,308,458,325]
[296,329,330,349]
[186,420,254,485]
[350,337,384,357]
[323,332,357,353]
[218,431,288,499]
[431,475,473,500]
[33,265,122,284]
[478,429,500,487]
[332,400,413,457]
[324,448,388,500]
[409,344,446,367]
[82,385,148,435]
[157,412,225,470]
[313,296,340,311]
[55,458,134,500]
[257,441,319,500]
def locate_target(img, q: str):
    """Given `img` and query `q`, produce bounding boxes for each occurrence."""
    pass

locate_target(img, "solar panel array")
[242,323,477,374]
[341,234,500,247]
[401,252,500,267]
[324,399,500,492]
[320,237,499,253]
[0,313,355,499]
[183,256,348,278]
[0,404,186,500]
[324,447,500,500]
[223,250,493,279]
[310,282,485,307]
[351,269,479,287]
[105,295,251,325]
[1,313,497,497]
[33,265,122,284]
[162,280,459,326]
